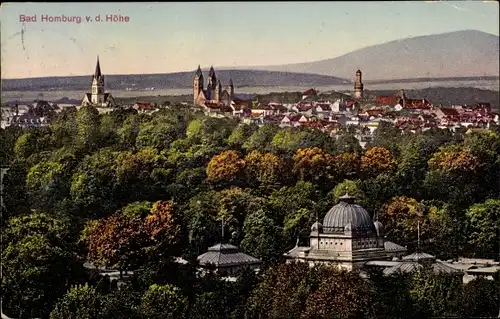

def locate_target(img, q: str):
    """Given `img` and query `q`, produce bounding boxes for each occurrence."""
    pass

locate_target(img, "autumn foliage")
[144,200,181,246]
[292,147,332,181]
[428,147,479,174]
[84,200,181,269]
[244,150,288,188]
[83,214,145,270]
[206,150,246,185]
[361,146,396,177]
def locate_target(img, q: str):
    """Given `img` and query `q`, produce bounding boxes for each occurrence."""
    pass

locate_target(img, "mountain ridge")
[219,30,499,80]
[0,70,350,92]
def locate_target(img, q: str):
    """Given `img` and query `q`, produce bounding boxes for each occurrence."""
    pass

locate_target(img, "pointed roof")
[229,78,234,85]
[94,56,102,78]
[196,65,203,77]
[208,65,216,77]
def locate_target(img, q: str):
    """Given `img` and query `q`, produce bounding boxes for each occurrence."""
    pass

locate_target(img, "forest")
[1,104,499,319]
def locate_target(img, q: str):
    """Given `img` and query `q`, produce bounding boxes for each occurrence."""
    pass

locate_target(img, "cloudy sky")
[1,1,498,78]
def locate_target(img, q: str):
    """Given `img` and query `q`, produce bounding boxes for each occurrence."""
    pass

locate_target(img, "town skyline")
[1,1,499,79]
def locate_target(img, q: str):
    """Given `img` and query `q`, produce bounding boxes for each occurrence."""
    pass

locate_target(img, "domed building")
[284,193,407,271]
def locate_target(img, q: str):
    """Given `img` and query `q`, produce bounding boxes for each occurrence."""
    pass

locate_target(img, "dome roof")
[322,193,376,234]
[374,219,385,236]
[311,221,323,232]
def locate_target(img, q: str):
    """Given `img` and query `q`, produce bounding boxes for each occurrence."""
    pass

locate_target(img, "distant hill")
[225,30,500,81]
[1,70,349,92]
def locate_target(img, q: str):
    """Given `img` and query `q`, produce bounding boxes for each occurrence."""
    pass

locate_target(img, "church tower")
[227,78,234,98]
[215,80,222,102]
[353,69,364,100]
[91,56,105,104]
[193,65,204,105]
[207,66,217,100]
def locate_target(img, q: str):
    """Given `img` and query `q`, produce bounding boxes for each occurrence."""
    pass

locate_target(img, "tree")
[82,213,147,274]
[0,125,24,165]
[114,147,171,203]
[242,124,280,153]
[139,284,189,319]
[70,148,119,219]
[101,284,142,319]
[49,283,103,319]
[228,123,256,149]
[185,191,221,256]
[292,147,333,187]
[216,188,266,240]
[25,161,68,211]
[13,128,53,161]
[408,268,462,317]
[302,268,374,319]
[240,209,284,265]
[99,113,121,149]
[379,196,425,252]
[76,105,100,151]
[169,167,207,202]
[117,114,140,149]
[396,133,445,198]
[368,268,416,319]
[428,145,479,173]
[335,128,362,154]
[244,150,290,191]
[136,122,179,151]
[189,285,235,319]
[206,150,246,187]
[463,131,500,199]
[271,128,313,155]
[466,199,500,259]
[122,201,153,219]
[1,212,81,318]
[268,181,318,226]
[245,261,312,318]
[143,200,182,259]
[458,276,500,318]
[425,144,482,209]
[368,121,403,153]
[361,146,396,178]
[330,152,360,183]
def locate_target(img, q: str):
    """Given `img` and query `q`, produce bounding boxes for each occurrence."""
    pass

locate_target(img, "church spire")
[208,65,215,77]
[196,65,202,76]
[94,55,102,78]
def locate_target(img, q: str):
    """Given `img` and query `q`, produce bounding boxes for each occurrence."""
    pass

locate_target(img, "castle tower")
[207,66,216,89]
[215,80,222,102]
[207,66,217,100]
[353,69,364,100]
[399,89,406,108]
[91,56,105,104]
[227,78,234,98]
[193,65,204,105]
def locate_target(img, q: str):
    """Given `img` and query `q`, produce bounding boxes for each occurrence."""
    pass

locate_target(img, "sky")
[1,1,499,79]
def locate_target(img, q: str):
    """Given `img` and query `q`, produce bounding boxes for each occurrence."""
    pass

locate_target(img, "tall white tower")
[91,56,105,104]
[353,70,364,100]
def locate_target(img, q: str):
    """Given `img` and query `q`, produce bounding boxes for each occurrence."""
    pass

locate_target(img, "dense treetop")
[1,104,499,318]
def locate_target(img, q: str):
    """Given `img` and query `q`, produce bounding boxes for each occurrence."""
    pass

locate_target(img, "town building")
[193,65,234,107]
[353,70,364,100]
[81,56,116,108]
[284,193,407,271]
[197,243,262,278]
